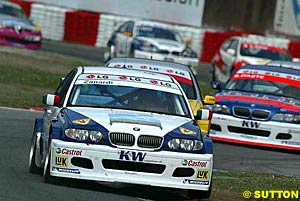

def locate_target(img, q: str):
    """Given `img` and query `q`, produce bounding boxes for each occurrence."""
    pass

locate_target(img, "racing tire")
[210,64,216,82]
[187,184,212,199]
[43,148,59,184]
[28,126,42,174]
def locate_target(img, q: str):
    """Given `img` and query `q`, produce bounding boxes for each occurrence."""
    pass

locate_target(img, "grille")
[252,110,270,120]
[109,133,135,146]
[233,107,270,120]
[137,135,163,149]
[233,107,250,117]
[228,126,270,137]
[102,159,166,174]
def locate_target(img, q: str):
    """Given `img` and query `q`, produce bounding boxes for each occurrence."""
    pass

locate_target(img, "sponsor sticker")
[182,160,208,168]
[56,148,82,156]
[72,118,90,125]
[183,179,209,185]
[54,155,68,167]
[118,150,146,162]
[281,141,300,145]
[179,127,196,135]
[52,167,80,174]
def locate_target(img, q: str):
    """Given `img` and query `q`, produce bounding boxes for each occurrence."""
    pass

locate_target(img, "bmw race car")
[211,35,292,83]
[105,20,199,67]
[0,1,41,49]
[209,61,300,151]
[105,57,216,134]
[28,66,213,199]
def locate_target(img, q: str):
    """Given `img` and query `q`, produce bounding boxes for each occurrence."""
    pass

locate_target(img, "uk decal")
[119,150,146,162]
[196,170,209,180]
[54,155,68,167]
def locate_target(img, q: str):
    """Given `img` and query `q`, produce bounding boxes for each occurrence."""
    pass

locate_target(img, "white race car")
[211,35,292,83]
[28,66,213,199]
[105,20,199,67]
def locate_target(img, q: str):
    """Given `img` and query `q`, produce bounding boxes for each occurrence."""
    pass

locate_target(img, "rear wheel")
[28,126,42,174]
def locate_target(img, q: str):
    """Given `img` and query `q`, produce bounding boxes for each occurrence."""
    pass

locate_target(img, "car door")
[115,21,135,57]
[42,69,77,160]
[220,38,239,75]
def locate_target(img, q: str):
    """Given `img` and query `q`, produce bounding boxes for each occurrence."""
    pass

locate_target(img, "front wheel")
[28,126,42,174]
[43,147,59,184]
[187,184,212,199]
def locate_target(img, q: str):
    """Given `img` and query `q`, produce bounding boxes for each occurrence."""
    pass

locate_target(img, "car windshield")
[225,70,300,99]
[176,80,197,99]
[240,47,292,61]
[136,25,182,42]
[68,83,190,117]
[0,4,27,20]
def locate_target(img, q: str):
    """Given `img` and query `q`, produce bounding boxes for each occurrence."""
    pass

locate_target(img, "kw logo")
[196,170,209,180]
[119,150,146,162]
[55,156,68,167]
[242,120,260,128]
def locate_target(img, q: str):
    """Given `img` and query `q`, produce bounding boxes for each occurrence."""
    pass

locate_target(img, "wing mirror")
[195,109,213,121]
[203,95,216,105]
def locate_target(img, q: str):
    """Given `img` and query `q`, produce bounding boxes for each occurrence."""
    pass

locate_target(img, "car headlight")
[65,129,103,142]
[168,138,203,151]
[212,104,230,114]
[272,113,300,122]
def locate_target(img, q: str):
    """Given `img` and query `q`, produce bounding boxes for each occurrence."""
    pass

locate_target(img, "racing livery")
[28,67,213,199]
[0,1,41,49]
[105,20,199,67]
[105,57,216,134]
[211,35,292,83]
[209,62,300,150]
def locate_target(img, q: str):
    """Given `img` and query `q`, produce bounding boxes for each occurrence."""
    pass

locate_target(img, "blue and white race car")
[209,61,300,151]
[28,66,213,199]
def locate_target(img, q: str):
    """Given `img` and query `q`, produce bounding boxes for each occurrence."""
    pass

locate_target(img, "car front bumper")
[134,50,199,67]
[210,113,300,150]
[50,139,213,191]
[0,27,41,49]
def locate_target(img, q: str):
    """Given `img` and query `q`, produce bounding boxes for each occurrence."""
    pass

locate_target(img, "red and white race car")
[211,35,292,83]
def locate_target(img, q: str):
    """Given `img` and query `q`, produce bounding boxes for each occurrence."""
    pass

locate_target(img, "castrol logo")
[56,148,82,156]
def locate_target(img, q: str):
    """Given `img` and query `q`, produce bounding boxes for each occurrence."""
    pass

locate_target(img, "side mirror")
[195,109,212,121]
[203,95,216,105]
[123,31,133,37]
[211,80,221,90]
[227,49,236,56]
[42,94,60,106]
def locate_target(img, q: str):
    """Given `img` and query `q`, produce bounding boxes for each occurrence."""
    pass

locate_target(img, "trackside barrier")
[64,11,100,46]
[288,41,300,59]
[30,4,71,41]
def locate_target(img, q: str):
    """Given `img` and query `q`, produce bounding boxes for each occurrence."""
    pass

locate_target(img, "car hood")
[215,90,300,113]
[136,36,185,51]
[0,14,35,29]
[63,107,195,137]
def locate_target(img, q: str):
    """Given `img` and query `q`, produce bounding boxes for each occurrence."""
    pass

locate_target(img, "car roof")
[265,61,300,70]
[106,57,191,71]
[80,66,174,82]
[240,63,300,75]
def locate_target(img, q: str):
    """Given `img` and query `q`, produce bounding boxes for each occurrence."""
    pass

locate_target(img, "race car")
[105,57,216,134]
[211,35,292,83]
[28,66,213,199]
[208,61,300,151]
[0,1,42,49]
[104,20,199,67]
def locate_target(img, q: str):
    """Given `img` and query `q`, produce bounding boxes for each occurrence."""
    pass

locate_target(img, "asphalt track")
[1,40,299,201]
